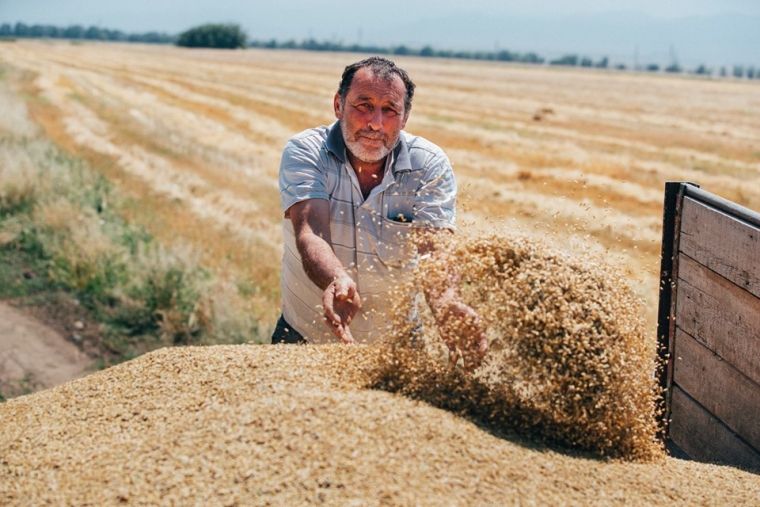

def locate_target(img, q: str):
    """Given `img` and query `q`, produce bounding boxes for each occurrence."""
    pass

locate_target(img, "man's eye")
[355,104,370,112]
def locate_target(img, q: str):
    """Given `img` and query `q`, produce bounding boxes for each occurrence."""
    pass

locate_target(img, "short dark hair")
[337,57,416,113]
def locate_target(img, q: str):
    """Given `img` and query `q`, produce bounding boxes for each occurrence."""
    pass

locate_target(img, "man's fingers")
[322,288,338,322]
[328,320,355,344]
[340,325,355,344]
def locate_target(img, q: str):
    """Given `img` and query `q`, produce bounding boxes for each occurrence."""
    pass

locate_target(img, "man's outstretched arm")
[287,199,361,343]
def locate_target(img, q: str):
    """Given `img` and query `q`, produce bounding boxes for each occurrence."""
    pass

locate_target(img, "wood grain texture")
[676,254,760,385]
[669,386,760,473]
[672,328,760,451]
[679,196,760,299]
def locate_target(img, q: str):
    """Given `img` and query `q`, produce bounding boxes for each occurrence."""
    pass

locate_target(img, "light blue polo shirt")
[279,121,457,343]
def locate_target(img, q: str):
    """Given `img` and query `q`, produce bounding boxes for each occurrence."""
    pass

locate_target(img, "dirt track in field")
[0,302,93,398]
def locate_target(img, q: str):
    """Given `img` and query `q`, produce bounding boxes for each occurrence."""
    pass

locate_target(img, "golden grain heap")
[374,231,663,461]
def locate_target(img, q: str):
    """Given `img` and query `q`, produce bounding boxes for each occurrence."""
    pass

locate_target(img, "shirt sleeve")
[279,132,330,216]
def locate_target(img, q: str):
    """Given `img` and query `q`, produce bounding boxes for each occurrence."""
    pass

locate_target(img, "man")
[273,56,487,368]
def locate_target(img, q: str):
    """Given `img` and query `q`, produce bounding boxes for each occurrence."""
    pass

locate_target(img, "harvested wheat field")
[2,40,760,505]
[2,40,760,329]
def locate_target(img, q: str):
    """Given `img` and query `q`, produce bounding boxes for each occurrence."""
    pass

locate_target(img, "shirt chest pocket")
[376,216,414,268]
[383,192,416,224]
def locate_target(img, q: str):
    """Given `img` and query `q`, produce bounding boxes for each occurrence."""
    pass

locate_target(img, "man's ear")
[334,93,342,120]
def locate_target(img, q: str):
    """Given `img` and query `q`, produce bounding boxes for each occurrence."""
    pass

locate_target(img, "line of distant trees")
[3,21,757,79]
[249,38,546,64]
[0,22,174,44]
[249,38,758,78]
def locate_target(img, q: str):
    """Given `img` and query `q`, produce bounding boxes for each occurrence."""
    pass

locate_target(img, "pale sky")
[1,1,758,66]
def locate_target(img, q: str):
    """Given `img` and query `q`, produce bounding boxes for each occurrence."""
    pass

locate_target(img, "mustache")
[356,131,385,140]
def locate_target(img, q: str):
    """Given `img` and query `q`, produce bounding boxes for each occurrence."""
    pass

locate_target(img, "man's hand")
[417,230,488,371]
[322,275,361,344]
[430,295,488,371]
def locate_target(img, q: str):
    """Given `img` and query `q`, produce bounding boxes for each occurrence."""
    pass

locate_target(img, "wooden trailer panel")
[658,182,760,473]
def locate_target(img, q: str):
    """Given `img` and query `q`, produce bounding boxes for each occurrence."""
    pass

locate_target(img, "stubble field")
[3,40,759,332]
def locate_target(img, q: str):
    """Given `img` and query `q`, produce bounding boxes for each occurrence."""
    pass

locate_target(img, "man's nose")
[367,109,383,130]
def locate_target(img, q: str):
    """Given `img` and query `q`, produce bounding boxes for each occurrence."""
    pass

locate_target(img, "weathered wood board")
[679,196,760,300]
[657,182,760,473]
[672,328,760,451]
[669,386,760,471]
[676,255,760,386]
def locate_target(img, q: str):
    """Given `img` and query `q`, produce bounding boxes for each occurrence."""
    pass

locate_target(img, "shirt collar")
[326,121,412,174]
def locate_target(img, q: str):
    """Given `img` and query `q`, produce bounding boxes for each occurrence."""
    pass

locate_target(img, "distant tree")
[64,25,86,39]
[521,53,544,64]
[420,45,435,57]
[176,23,247,49]
[104,29,128,41]
[664,63,681,73]
[747,67,756,79]
[28,24,48,37]
[719,66,727,77]
[14,22,29,37]
[550,54,578,66]
[646,63,659,72]
[614,63,627,70]
[732,65,744,78]
[496,50,516,62]
[692,64,710,75]
[0,23,11,37]
[595,56,609,68]
[85,26,105,40]
[580,57,593,67]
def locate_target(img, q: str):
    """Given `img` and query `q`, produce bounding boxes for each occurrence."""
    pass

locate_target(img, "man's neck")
[347,152,387,200]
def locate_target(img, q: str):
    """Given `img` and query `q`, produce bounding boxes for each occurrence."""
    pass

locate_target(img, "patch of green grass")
[0,245,50,299]
[0,109,265,364]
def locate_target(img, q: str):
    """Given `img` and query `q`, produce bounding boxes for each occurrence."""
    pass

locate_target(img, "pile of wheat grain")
[376,231,662,461]
[3,344,760,506]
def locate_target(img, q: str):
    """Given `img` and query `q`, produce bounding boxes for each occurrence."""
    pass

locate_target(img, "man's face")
[334,67,410,165]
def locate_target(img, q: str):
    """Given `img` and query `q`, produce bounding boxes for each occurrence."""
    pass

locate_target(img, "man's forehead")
[349,68,406,99]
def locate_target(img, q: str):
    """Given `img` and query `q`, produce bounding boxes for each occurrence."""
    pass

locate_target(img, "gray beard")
[341,121,393,164]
